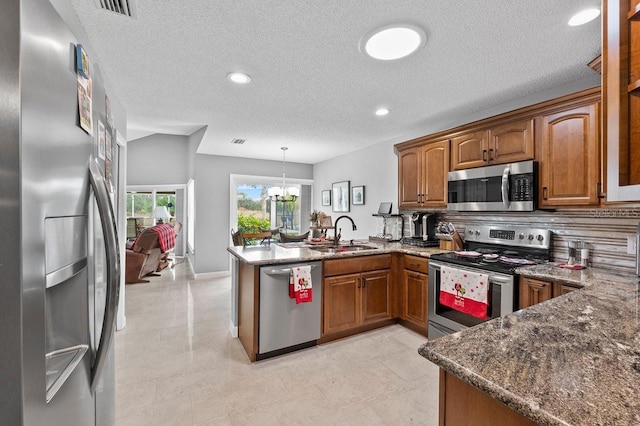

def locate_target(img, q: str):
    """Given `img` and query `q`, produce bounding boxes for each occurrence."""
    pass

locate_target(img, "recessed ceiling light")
[227,72,251,84]
[568,8,600,26]
[375,107,390,116]
[361,24,426,61]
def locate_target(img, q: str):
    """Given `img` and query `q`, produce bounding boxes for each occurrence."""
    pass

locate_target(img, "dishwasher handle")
[263,264,320,276]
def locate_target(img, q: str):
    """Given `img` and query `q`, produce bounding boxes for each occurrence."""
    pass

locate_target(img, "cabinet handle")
[482,150,487,161]
[596,182,605,199]
[542,187,548,200]
[489,148,494,161]
[361,278,366,288]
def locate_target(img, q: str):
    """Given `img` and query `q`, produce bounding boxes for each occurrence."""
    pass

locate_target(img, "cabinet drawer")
[402,255,429,274]
[324,254,392,277]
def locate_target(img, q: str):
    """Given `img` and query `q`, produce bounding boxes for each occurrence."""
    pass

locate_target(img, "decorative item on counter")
[580,247,589,267]
[567,239,583,265]
[555,263,586,270]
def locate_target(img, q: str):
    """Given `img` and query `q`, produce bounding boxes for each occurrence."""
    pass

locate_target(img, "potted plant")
[309,209,321,227]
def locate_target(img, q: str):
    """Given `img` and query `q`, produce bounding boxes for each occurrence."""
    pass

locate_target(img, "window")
[230,175,312,237]
[126,191,153,226]
[126,190,176,226]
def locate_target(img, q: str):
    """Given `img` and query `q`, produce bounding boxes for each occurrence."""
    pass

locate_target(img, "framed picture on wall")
[352,186,365,205]
[321,190,331,206]
[332,180,350,212]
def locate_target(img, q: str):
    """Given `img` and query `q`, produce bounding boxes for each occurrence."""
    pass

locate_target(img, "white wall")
[127,133,191,185]
[192,154,313,275]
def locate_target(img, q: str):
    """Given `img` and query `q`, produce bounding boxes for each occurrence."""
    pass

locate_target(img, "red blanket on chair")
[149,224,176,252]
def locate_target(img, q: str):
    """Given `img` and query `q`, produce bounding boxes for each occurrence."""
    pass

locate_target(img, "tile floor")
[115,260,440,425]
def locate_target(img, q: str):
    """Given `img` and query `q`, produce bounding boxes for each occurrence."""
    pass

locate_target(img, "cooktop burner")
[429,225,552,275]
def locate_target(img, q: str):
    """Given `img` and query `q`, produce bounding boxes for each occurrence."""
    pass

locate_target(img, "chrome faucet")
[333,215,357,246]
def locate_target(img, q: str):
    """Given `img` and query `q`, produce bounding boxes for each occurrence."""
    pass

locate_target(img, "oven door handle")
[501,166,510,210]
[489,276,511,285]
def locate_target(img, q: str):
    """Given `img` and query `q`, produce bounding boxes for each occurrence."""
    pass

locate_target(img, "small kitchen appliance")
[402,212,439,247]
[428,225,551,338]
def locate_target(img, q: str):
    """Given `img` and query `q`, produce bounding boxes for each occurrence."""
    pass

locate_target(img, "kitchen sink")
[309,244,379,253]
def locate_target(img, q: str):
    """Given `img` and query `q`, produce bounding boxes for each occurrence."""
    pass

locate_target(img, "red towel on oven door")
[439,265,488,320]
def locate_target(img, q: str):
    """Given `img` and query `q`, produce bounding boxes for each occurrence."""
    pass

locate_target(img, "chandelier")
[268,147,299,202]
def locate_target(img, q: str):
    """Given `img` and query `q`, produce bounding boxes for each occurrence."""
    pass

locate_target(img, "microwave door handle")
[501,166,510,209]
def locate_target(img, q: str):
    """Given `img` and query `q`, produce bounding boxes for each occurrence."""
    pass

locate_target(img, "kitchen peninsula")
[419,264,640,426]
[227,241,448,361]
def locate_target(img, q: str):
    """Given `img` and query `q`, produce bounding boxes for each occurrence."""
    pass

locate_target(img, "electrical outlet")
[627,236,637,255]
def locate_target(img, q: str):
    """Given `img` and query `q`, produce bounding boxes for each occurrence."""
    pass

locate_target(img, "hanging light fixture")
[268,147,299,202]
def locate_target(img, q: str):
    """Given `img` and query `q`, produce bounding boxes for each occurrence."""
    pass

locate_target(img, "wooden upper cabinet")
[421,140,449,207]
[539,103,600,206]
[450,131,489,170]
[603,0,640,201]
[489,118,534,164]
[451,119,534,170]
[397,140,449,209]
[398,147,421,208]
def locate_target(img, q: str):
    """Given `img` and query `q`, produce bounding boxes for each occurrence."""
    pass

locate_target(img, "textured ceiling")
[63,0,601,164]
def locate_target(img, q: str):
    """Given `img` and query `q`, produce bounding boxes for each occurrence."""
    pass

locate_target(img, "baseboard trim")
[193,270,231,280]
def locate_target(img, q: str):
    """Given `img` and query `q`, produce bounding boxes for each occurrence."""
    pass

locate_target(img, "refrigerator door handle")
[88,160,121,392]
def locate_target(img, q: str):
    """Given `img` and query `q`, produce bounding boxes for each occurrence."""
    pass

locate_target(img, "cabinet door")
[450,130,489,170]
[553,282,581,297]
[421,140,449,207]
[398,147,422,208]
[360,270,392,324]
[402,269,428,329]
[323,274,360,335]
[539,103,600,206]
[489,118,534,164]
[519,277,553,309]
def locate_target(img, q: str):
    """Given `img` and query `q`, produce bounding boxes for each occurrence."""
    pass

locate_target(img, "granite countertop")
[227,240,449,265]
[419,264,640,426]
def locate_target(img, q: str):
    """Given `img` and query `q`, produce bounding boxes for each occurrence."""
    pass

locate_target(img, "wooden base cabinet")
[322,255,392,337]
[439,370,537,426]
[519,277,553,309]
[401,255,429,330]
[519,277,582,309]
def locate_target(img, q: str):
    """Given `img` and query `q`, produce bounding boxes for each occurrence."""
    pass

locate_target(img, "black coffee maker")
[411,212,437,241]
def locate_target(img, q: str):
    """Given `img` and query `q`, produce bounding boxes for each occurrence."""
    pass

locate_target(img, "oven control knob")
[475,230,481,236]
[536,234,544,242]
[468,229,473,235]
[527,234,534,240]
[518,233,525,240]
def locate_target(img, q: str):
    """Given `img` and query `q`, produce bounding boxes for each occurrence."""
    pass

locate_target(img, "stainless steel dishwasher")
[258,261,322,360]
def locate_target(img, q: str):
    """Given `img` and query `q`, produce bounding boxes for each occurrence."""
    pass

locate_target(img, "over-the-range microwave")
[447,160,537,212]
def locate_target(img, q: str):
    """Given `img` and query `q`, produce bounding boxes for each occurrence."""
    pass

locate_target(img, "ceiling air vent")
[230,138,246,145]
[95,0,136,18]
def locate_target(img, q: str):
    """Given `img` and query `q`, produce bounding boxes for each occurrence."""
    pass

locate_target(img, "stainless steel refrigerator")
[1,1,121,424]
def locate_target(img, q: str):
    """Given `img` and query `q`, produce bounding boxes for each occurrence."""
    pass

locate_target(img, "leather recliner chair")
[125,223,178,284]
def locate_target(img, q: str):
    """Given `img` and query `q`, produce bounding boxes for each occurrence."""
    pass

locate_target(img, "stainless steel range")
[427,225,551,339]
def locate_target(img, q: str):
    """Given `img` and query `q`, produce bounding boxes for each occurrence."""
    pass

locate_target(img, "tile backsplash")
[401,209,639,273]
